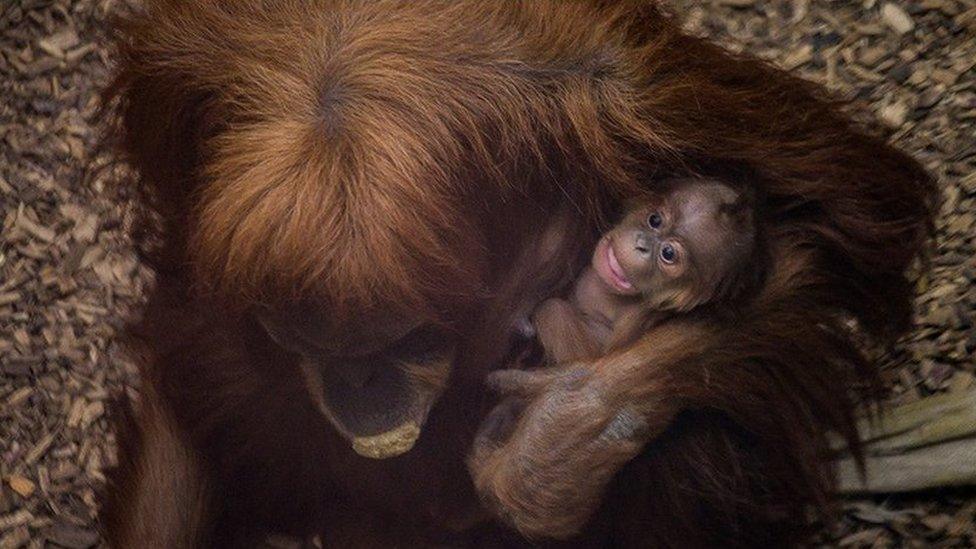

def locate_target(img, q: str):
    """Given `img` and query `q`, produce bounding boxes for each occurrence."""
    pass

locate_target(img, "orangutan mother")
[101,1,935,547]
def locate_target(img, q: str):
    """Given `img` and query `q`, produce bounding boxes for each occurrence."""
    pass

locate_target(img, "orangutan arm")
[468,315,714,539]
[531,298,605,365]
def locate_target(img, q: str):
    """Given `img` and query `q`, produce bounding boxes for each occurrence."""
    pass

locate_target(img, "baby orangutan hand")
[468,364,650,540]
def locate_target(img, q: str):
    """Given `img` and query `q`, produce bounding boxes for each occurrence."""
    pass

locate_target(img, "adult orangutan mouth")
[299,357,437,459]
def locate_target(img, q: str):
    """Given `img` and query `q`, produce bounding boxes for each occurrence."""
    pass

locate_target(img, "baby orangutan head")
[592,178,757,312]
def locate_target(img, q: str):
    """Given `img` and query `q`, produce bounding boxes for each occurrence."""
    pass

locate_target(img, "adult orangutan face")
[258,301,457,459]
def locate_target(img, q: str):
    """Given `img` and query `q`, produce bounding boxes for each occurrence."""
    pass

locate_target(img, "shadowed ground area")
[0,0,974,546]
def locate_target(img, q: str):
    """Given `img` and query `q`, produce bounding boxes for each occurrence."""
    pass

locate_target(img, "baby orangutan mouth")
[595,237,638,295]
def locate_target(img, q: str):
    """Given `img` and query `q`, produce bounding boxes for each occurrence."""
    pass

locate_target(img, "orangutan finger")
[485,368,555,397]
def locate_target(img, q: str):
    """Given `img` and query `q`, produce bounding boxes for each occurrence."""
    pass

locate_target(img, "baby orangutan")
[533,177,757,364]
[470,178,759,539]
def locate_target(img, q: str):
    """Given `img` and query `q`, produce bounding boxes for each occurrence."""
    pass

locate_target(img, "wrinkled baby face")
[591,180,753,311]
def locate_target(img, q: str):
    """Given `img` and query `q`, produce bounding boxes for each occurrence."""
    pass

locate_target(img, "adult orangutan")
[100,1,935,547]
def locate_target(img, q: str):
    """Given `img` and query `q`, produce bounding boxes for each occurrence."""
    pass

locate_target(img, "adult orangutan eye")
[660,243,677,264]
[647,213,663,229]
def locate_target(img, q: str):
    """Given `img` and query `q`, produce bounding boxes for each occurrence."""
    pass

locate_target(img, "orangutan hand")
[468,365,649,539]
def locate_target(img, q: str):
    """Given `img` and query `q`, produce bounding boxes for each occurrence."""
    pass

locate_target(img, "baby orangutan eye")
[647,212,663,229]
[660,243,677,264]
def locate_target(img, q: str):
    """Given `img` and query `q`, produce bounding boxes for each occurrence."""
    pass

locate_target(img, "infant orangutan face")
[591,179,754,311]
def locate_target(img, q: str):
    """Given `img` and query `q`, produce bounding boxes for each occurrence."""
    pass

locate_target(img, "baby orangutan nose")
[634,232,653,256]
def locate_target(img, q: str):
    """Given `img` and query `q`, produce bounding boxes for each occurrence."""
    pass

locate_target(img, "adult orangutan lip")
[605,242,633,291]
[352,423,422,459]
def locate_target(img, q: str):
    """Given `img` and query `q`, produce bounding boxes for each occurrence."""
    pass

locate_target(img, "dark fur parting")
[100,1,935,547]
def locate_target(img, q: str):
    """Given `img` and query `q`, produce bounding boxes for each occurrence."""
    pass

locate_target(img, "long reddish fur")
[100,1,936,547]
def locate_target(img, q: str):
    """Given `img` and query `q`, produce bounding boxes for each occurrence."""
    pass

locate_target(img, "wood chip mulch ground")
[1,1,974,547]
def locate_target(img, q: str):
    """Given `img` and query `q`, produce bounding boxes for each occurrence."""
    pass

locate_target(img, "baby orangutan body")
[471,178,759,539]
[533,177,757,365]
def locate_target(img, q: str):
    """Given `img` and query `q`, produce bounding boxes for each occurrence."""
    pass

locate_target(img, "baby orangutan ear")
[718,185,757,236]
